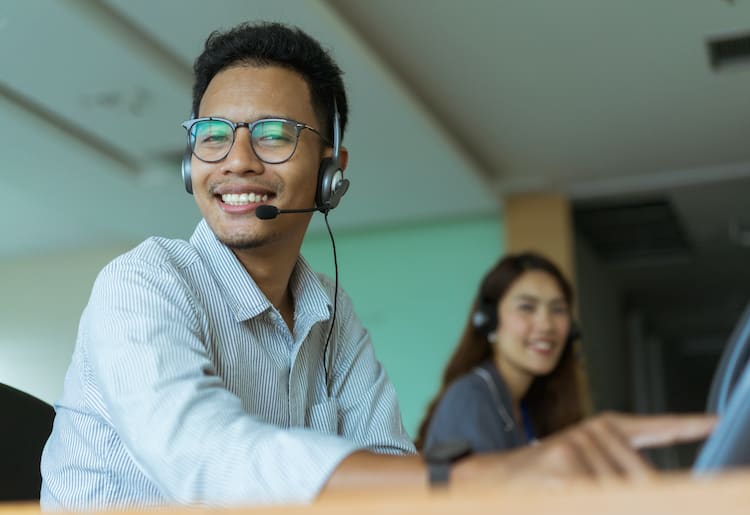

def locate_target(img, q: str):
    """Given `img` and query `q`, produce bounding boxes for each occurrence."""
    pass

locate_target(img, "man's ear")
[338,146,349,171]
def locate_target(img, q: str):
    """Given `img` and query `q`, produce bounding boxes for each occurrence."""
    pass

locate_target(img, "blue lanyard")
[520,402,536,442]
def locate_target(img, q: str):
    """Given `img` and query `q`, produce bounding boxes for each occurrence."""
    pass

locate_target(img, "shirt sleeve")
[84,258,359,506]
[325,286,417,456]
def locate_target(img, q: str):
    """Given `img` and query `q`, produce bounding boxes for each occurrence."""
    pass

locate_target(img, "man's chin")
[204,217,269,250]
[219,234,271,250]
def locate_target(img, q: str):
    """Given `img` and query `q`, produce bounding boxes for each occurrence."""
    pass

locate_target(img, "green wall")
[302,214,503,437]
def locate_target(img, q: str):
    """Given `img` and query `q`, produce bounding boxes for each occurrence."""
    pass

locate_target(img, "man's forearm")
[319,451,429,498]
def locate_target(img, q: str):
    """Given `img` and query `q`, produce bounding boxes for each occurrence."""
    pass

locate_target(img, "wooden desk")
[3,470,749,514]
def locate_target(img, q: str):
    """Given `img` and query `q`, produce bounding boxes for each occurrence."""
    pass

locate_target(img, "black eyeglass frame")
[181,116,330,165]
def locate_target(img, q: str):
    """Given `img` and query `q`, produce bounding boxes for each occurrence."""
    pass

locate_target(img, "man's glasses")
[181,117,327,164]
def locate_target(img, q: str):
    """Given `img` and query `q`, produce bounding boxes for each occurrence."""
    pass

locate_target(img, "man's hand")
[320,412,716,498]
[455,412,717,485]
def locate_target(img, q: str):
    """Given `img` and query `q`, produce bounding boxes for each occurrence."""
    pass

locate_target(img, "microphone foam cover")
[255,205,279,220]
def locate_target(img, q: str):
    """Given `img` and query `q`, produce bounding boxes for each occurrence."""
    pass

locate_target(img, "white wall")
[0,245,134,403]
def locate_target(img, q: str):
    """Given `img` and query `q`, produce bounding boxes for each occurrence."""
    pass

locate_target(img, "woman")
[415,252,585,453]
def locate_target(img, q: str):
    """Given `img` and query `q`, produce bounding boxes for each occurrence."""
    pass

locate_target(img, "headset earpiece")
[315,100,349,211]
[316,158,348,210]
[472,299,498,336]
[181,143,194,195]
[181,112,195,195]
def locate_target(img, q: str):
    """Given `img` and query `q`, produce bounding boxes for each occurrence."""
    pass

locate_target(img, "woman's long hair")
[414,251,585,450]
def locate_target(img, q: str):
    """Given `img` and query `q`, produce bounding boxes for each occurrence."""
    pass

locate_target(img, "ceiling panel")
[0,0,498,259]
[329,0,750,192]
[0,1,189,163]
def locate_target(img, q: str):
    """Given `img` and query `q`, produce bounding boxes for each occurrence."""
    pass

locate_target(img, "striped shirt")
[40,220,415,511]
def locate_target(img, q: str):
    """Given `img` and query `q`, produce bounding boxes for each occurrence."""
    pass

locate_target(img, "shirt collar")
[289,256,334,322]
[190,219,332,323]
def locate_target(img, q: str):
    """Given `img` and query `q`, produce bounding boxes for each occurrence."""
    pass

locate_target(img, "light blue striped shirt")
[40,220,415,510]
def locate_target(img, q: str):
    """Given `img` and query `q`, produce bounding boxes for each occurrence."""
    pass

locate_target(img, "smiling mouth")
[528,340,554,352]
[219,192,271,206]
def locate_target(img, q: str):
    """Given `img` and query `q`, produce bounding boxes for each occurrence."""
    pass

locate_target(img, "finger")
[614,413,717,449]
[548,440,594,479]
[585,415,655,481]
[566,425,621,480]
[504,437,591,485]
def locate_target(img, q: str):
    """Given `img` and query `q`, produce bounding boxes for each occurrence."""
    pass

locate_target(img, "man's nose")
[221,128,264,174]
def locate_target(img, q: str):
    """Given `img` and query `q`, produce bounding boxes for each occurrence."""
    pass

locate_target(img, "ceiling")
[1,1,749,346]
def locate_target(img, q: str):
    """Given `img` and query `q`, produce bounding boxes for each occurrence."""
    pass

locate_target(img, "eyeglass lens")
[190,119,299,163]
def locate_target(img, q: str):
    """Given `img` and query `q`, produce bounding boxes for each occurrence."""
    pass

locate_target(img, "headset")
[180,101,349,213]
[315,102,348,211]
[472,296,581,347]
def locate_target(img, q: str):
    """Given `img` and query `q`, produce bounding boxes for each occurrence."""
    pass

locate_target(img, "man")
[41,21,714,510]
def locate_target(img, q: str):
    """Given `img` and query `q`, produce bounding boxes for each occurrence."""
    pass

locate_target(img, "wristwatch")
[423,439,473,487]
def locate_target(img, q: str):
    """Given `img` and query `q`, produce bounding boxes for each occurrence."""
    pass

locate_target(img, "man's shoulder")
[110,235,200,272]
[89,235,206,305]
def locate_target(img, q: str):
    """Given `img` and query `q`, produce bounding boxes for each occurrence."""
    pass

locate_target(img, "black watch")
[423,439,473,487]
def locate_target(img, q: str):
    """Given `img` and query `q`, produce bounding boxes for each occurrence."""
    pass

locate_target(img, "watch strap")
[428,461,452,486]
[424,439,472,487]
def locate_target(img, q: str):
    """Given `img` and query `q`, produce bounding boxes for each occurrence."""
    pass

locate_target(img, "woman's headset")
[472,297,581,347]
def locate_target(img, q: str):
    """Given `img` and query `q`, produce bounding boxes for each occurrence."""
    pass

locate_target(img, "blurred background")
[1,1,749,466]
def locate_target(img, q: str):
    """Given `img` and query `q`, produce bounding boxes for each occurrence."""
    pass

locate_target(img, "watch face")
[425,439,473,463]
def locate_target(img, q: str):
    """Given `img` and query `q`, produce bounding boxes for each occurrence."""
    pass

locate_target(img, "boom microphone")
[255,205,320,220]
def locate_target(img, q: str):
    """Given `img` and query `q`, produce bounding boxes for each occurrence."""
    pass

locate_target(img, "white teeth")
[530,341,552,351]
[221,193,269,206]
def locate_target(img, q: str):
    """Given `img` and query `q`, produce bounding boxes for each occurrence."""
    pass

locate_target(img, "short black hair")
[192,21,348,141]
